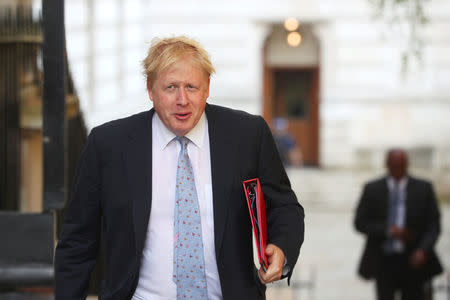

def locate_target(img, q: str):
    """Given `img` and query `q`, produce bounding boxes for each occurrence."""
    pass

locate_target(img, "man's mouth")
[175,112,191,120]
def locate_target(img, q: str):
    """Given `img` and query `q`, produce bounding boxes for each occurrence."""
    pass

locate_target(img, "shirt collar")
[185,112,206,149]
[387,176,408,190]
[154,112,206,150]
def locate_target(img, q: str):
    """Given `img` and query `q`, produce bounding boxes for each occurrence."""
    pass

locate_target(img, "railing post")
[42,0,66,211]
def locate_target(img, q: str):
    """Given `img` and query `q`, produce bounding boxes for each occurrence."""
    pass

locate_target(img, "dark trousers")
[375,253,426,300]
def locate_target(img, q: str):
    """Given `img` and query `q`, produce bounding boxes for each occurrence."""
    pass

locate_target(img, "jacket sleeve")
[54,128,102,300]
[256,116,305,283]
[418,182,441,252]
[354,183,387,239]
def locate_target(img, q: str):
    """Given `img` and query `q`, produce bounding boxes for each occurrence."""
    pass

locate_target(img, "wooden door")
[263,67,319,166]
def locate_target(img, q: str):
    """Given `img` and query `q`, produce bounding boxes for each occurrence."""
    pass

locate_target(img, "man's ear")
[205,77,210,99]
[147,78,153,101]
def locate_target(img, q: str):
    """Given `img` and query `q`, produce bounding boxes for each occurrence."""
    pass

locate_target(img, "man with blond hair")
[55,36,304,300]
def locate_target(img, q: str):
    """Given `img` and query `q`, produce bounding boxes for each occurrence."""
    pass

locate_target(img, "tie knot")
[175,136,189,151]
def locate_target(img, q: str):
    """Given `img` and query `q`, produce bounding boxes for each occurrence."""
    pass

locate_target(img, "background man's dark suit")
[55,104,304,300]
[354,175,442,298]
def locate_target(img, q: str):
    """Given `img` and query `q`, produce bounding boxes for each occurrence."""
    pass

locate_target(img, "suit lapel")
[380,178,389,217]
[125,105,237,261]
[124,109,154,257]
[405,176,414,223]
[206,104,238,259]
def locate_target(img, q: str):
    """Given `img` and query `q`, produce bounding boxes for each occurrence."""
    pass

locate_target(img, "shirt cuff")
[282,257,290,276]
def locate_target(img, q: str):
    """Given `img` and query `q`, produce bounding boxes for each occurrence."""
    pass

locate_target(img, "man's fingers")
[259,264,282,283]
[265,245,274,256]
[258,268,267,284]
[258,244,285,284]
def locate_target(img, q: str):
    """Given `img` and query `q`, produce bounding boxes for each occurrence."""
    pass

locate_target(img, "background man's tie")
[384,183,401,254]
[173,136,208,300]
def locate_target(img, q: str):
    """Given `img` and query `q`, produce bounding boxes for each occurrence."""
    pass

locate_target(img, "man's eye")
[187,84,196,90]
[167,85,175,90]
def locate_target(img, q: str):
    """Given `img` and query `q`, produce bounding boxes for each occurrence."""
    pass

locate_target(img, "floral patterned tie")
[173,136,208,299]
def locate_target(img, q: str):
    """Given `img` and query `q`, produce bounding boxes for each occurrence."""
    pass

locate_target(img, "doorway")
[263,24,320,166]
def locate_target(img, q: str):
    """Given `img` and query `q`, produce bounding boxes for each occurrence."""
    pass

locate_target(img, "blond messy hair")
[142,36,215,88]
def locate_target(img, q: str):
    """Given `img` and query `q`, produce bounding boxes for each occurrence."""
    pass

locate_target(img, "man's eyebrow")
[164,80,179,85]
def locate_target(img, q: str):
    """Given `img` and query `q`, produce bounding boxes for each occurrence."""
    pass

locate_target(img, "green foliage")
[369,0,429,74]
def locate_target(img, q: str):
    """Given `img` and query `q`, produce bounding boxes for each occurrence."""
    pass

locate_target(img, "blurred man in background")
[271,117,303,167]
[354,148,443,300]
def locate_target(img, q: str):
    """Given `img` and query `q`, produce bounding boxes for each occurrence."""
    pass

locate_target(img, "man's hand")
[389,226,413,244]
[409,249,427,269]
[258,244,285,284]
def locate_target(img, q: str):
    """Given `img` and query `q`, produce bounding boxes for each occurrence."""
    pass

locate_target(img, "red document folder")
[243,178,268,271]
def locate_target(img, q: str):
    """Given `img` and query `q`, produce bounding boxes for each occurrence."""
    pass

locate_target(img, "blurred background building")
[65,0,450,171]
[1,0,449,299]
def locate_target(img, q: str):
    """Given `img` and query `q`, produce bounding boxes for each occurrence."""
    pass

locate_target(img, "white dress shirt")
[132,112,222,300]
[387,176,408,253]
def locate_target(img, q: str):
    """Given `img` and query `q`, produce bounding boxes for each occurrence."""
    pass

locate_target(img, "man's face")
[148,56,210,136]
[387,151,408,180]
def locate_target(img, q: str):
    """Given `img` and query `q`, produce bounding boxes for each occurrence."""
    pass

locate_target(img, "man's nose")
[177,88,188,105]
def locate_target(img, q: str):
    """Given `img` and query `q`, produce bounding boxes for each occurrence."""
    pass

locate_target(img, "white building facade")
[66,0,450,170]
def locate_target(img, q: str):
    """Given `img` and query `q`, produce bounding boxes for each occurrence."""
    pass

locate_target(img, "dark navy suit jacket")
[55,104,304,300]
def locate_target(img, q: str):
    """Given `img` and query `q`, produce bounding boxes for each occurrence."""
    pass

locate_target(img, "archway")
[263,23,320,166]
